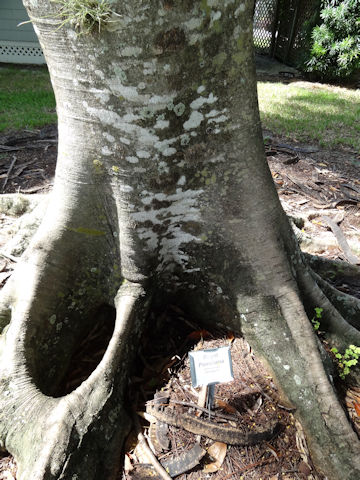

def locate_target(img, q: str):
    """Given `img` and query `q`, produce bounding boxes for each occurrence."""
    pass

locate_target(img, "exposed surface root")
[305,253,360,281]
[1,272,360,479]
[298,265,360,349]
[240,287,360,479]
[311,270,360,330]
[1,236,360,479]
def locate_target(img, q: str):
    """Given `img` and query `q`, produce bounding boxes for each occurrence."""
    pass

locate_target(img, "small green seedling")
[331,345,360,380]
[311,307,323,331]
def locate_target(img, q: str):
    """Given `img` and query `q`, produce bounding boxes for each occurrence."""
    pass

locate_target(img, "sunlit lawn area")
[257,81,360,152]
[1,64,360,153]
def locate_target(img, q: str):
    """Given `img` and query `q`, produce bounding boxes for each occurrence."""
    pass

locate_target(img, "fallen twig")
[20,184,52,193]
[221,454,279,479]
[2,156,17,193]
[13,160,37,177]
[147,399,239,422]
[0,145,26,152]
[0,251,19,263]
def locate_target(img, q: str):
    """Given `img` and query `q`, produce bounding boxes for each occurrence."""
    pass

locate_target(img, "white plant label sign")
[189,346,234,387]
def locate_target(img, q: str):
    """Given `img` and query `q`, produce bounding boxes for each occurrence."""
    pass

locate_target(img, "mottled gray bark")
[0,0,359,479]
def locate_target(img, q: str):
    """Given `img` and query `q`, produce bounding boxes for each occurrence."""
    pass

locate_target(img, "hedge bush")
[306,0,360,80]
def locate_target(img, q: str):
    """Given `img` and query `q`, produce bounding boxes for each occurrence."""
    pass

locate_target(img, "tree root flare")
[0,281,150,480]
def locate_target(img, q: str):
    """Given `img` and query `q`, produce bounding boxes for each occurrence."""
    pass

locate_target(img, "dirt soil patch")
[0,124,360,480]
[1,123,359,256]
[0,125,57,194]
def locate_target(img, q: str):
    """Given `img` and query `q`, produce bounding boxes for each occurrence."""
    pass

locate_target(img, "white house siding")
[0,0,45,64]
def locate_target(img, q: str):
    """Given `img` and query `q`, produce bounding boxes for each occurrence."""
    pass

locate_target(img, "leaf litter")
[121,305,325,480]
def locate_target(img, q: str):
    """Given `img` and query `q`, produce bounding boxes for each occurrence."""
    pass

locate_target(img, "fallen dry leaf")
[187,329,211,340]
[252,395,263,413]
[298,460,312,475]
[266,442,279,461]
[215,399,238,414]
[227,331,235,343]
[124,453,134,473]
[203,442,227,473]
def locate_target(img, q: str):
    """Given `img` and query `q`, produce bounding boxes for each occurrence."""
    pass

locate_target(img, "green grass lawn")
[257,81,360,152]
[0,65,56,132]
[1,64,359,153]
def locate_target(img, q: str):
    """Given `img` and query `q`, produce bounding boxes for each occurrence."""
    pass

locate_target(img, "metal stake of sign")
[206,384,215,418]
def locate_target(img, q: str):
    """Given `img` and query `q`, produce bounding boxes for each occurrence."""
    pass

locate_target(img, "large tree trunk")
[0,0,359,478]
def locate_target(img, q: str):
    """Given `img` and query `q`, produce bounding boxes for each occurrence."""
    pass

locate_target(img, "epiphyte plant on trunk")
[0,0,359,479]
[52,0,123,35]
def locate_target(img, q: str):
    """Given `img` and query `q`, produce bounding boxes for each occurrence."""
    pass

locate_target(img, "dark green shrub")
[306,0,360,80]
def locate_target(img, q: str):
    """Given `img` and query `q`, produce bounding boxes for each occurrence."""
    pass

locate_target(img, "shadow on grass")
[257,79,360,152]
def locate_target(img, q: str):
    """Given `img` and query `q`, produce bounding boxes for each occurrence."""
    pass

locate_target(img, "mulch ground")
[121,306,324,480]
[1,100,360,479]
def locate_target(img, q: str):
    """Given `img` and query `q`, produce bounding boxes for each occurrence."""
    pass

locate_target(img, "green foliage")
[306,0,360,80]
[311,307,323,331]
[308,306,360,380]
[53,0,121,35]
[331,345,360,379]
